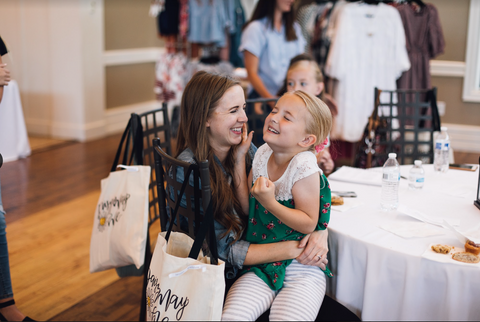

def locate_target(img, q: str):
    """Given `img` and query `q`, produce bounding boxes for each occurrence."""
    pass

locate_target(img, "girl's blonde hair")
[291,90,332,151]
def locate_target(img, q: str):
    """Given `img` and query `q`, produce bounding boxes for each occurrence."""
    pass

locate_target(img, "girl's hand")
[235,123,253,162]
[317,149,334,175]
[296,230,329,270]
[251,176,275,209]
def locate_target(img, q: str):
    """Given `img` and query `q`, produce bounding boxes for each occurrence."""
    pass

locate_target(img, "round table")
[327,164,480,320]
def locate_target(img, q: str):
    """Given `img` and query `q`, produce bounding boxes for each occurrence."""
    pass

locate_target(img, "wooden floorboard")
[49,276,143,322]
[1,133,122,224]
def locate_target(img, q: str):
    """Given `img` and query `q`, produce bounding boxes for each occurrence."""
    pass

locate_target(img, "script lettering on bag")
[146,269,190,321]
[96,194,130,231]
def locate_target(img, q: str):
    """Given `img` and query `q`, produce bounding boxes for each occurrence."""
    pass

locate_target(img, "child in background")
[278,53,337,174]
[222,91,333,321]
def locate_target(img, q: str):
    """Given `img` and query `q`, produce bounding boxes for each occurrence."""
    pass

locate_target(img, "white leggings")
[222,260,326,321]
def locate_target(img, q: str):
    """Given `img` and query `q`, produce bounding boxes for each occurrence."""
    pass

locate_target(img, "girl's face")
[206,85,247,152]
[275,0,295,13]
[286,62,324,96]
[263,93,314,151]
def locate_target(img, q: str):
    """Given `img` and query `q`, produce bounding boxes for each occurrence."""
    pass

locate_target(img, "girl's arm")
[252,174,320,234]
[233,124,253,214]
[244,51,274,99]
[297,174,331,268]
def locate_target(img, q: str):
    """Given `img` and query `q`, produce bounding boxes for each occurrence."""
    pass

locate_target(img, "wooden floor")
[0,134,478,321]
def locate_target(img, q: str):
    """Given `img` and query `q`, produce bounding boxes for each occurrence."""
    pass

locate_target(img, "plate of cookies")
[330,193,363,212]
[423,241,480,267]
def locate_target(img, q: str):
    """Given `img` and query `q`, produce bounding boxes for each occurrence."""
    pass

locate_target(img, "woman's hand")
[296,230,329,270]
[235,123,253,162]
[0,64,11,86]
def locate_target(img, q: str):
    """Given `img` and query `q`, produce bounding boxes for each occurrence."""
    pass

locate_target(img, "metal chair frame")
[372,87,440,165]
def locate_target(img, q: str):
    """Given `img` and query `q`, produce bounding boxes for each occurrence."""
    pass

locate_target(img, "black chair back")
[355,87,441,167]
[140,139,216,321]
[152,138,211,239]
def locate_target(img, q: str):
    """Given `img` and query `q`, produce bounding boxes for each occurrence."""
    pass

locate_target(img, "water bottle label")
[383,173,400,182]
[435,141,450,151]
[416,177,425,183]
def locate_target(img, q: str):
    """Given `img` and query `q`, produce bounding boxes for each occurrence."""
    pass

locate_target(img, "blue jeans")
[0,177,13,299]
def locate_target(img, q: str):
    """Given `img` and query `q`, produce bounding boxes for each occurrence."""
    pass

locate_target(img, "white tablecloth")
[0,80,31,162]
[327,165,480,321]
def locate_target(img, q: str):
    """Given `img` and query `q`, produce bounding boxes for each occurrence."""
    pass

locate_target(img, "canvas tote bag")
[146,178,225,321]
[90,165,150,273]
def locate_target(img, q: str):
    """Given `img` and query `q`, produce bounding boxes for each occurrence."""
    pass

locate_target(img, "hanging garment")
[395,3,445,91]
[229,0,246,67]
[154,52,188,105]
[157,0,180,36]
[179,0,189,39]
[310,3,337,72]
[297,2,330,52]
[188,0,236,47]
[325,2,410,143]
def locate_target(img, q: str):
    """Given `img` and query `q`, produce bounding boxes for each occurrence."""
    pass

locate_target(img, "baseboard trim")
[430,60,465,78]
[103,47,166,66]
[105,100,165,135]
[443,123,480,153]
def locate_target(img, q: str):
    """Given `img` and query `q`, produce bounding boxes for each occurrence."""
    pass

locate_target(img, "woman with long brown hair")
[175,70,329,282]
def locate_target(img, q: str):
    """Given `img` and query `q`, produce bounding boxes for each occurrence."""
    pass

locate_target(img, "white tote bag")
[146,231,225,321]
[90,165,150,273]
[146,190,225,321]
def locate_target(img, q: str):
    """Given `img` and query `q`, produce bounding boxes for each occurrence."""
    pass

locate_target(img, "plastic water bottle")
[408,160,425,190]
[381,153,400,211]
[433,126,450,173]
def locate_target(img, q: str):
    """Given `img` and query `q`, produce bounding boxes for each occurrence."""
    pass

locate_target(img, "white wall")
[0,0,105,141]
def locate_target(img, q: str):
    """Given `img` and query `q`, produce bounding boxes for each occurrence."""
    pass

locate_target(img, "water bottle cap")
[414,160,422,166]
[388,153,397,159]
[441,126,448,132]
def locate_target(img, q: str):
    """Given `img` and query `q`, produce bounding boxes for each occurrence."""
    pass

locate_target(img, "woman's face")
[286,62,324,96]
[275,0,295,13]
[206,85,247,152]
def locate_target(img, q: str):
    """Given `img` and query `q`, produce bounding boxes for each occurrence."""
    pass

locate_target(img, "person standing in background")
[0,35,35,322]
[239,0,305,110]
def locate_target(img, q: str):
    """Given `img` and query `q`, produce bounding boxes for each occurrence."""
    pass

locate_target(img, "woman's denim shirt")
[172,145,256,279]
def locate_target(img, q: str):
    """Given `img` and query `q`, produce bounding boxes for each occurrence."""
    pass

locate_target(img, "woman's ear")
[299,134,317,148]
[315,82,325,96]
[205,119,211,128]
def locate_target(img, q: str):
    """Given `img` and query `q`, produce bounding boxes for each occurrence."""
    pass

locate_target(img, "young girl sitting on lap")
[222,91,333,321]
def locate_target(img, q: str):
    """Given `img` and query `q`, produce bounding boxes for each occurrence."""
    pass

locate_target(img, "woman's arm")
[244,50,274,99]
[244,240,304,266]
[251,174,320,234]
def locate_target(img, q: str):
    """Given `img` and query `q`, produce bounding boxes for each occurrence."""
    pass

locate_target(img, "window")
[463,0,480,102]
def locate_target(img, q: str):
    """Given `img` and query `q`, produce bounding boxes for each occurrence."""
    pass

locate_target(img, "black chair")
[152,138,211,238]
[355,87,441,168]
[141,139,218,320]
[107,104,172,321]
[246,97,278,147]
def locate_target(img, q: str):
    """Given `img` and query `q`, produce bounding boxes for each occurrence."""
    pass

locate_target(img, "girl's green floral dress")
[242,144,333,290]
